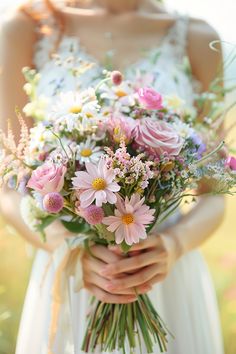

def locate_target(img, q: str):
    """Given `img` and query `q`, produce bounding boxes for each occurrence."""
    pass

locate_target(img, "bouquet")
[0,65,235,353]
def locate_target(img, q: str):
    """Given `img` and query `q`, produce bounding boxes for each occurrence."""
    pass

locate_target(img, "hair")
[20,0,66,54]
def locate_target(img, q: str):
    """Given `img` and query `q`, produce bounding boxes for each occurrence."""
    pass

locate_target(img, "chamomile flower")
[100,81,136,107]
[50,90,99,132]
[77,138,103,164]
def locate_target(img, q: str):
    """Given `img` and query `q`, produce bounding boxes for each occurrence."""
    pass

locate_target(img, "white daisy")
[172,118,195,139]
[100,81,136,107]
[76,138,103,164]
[50,90,100,133]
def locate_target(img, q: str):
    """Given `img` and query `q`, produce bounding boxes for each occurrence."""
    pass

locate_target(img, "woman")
[0,0,225,353]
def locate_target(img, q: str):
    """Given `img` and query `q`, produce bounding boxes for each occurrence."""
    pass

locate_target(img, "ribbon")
[44,240,84,354]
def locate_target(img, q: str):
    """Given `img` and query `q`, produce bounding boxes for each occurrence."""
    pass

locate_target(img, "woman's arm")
[0,10,66,252]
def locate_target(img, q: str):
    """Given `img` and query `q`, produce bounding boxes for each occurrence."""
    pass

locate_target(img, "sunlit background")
[0,1,235,354]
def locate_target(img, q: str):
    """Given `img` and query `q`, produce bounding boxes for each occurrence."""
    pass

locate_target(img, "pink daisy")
[103,194,155,246]
[72,159,120,208]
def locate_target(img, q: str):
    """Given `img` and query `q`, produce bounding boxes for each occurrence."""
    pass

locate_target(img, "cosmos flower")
[103,194,155,246]
[72,159,120,208]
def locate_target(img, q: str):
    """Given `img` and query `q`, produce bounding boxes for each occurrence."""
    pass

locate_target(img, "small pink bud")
[111,71,123,86]
[38,152,48,162]
[43,192,64,213]
[82,205,104,225]
[225,156,236,171]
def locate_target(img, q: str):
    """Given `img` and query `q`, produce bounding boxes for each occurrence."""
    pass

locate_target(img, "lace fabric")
[30,1,198,108]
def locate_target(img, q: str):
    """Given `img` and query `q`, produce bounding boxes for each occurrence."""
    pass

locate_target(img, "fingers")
[108,263,165,291]
[84,283,137,304]
[90,244,123,264]
[84,269,152,295]
[101,249,163,276]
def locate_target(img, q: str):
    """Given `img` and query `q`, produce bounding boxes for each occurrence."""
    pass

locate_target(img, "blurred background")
[0,0,235,354]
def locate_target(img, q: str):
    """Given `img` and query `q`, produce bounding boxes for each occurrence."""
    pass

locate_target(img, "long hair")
[20,0,66,54]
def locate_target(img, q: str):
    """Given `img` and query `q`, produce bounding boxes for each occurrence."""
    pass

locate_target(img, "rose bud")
[111,71,123,86]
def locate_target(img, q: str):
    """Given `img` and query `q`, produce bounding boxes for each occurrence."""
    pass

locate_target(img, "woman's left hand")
[101,233,181,293]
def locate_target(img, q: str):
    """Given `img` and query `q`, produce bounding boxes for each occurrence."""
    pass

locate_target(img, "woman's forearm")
[165,195,225,257]
[0,189,53,252]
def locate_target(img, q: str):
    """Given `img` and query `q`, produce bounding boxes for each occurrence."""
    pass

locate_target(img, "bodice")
[30,1,200,109]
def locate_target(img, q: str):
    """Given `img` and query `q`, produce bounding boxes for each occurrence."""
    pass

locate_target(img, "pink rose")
[27,162,67,195]
[137,87,163,110]
[107,114,136,143]
[135,118,184,156]
[225,156,236,171]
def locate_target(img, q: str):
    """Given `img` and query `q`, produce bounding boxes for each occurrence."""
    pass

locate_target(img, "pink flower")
[27,163,67,195]
[225,156,236,171]
[137,87,163,110]
[43,192,64,213]
[72,159,120,208]
[135,118,184,156]
[111,71,123,86]
[107,114,136,143]
[103,194,155,246]
[80,205,104,225]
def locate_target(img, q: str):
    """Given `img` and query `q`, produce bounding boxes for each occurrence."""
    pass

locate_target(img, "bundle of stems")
[82,293,169,354]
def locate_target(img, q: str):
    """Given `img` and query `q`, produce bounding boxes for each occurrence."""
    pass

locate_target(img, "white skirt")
[16,216,224,354]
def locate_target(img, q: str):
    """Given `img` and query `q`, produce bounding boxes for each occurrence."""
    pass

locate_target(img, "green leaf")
[120,241,131,253]
[61,220,90,234]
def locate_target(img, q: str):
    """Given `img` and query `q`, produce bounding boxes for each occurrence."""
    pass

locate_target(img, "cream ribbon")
[45,239,84,354]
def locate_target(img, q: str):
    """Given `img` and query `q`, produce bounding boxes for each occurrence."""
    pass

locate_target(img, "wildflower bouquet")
[0,67,235,353]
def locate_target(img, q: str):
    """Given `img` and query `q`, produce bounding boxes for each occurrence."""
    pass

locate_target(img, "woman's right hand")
[81,245,151,304]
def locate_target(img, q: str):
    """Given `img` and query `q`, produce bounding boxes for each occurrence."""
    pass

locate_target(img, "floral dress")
[16,2,224,354]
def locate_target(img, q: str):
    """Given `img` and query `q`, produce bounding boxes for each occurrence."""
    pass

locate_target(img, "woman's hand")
[81,244,153,304]
[100,233,181,293]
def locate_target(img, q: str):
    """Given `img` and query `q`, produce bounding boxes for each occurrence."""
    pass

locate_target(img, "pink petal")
[116,195,126,214]
[106,220,122,233]
[105,170,115,184]
[85,162,98,178]
[115,224,125,244]
[80,189,96,208]
[124,225,134,246]
[107,182,120,192]
[72,176,92,189]
[103,216,120,226]
[98,158,106,177]
[125,203,134,214]
[95,190,107,206]
[106,190,117,204]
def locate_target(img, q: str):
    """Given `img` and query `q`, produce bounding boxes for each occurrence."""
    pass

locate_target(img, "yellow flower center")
[86,112,93,118]
[116,90,127,98]
[92,178,107,190]
[122,214,134,225]
[80,148,92,157]
[69,105,82,114]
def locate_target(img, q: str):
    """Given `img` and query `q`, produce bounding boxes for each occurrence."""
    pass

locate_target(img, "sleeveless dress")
[16,3,224,354]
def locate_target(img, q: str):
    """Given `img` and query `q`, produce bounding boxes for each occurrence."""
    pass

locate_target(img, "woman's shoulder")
[0,6,35,46]
[187,17,222,90]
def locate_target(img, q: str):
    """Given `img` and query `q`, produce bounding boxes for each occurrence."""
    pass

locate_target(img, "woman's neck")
[62,0,165,15]
[96,0,143,14]
[56,0,166,18]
